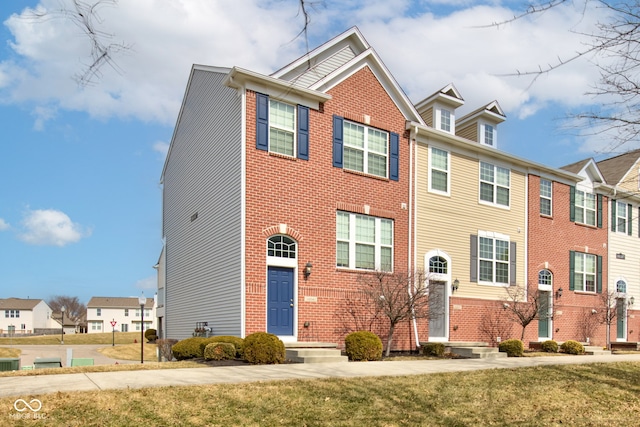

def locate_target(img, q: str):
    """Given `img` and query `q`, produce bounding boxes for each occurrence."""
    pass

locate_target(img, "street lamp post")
[60,307,66,344]
[138,293,146,364]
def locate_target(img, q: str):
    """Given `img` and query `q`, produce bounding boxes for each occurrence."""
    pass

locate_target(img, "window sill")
[268,151,298,161]
[573,291,598,295]
[343,168,389,182]
[477,281,510,288]
[540,214,553,219]
[478,200,510,210]
[573,222,598,229]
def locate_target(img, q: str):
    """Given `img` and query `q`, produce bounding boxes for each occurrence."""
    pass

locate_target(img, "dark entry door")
[267,266,294,336]
[429,281,446,339]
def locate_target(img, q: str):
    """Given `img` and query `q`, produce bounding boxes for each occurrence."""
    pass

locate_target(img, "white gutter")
[409,125,421,348]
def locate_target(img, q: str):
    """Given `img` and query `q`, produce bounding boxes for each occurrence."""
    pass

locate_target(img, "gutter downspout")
[409,125,420,348]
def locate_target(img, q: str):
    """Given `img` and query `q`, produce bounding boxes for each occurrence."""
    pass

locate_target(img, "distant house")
[0,298,58,335]
[86,297,156,333]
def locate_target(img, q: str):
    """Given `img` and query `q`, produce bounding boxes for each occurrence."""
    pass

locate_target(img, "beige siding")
[416,142,526,301]
[419,106,434,128]
[609,203,640,304]
[616,168,640,194]
[456,122,477,142]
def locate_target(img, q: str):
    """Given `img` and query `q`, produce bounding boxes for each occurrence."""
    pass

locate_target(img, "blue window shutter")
[470,235,478,282]
[256,93,269,151]
[333,115,344,168]
[597,194,603,228]
[389,132,399,181]
[569,251,575,291]
[611,200,617,232]
[597,255,603,294]
[569,186,576,222]
[628,204,633,236]
[509,242,517,286]
[297,105,309,160]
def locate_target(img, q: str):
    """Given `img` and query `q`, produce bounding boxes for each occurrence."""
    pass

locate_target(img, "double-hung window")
[337,211,393,271]
[571,252,597,292]
[480,162,510,207]
[343,121,388,178]
[612,200,633,235]
[256,93,309,160]
[439,108,452,132]
[575,190,596,226]
[96,308,101,317]
[481,124,495,147]
[429,147,449,194]
[5,310,19,318]
[479,236,510,284]
[540,179,552,216]
[332,116,399,181]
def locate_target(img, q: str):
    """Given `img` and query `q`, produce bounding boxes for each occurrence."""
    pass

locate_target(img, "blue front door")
[267,266,294,336]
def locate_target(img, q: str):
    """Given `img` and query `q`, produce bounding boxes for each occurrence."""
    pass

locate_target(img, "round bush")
[144,328,158,342]
[204,342,236,361]
[171,337,209,360]
[541,340,558,353]
[345,331,383,361]
[243,332,285,364]
[498,339,524,357]
[422,342,445,357]
[560,340,585,355]
[198,336,245,358]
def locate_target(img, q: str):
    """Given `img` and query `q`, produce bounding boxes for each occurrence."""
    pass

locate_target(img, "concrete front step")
[584,346,612,356]
[285,342,348,364]
[449,346,507,359]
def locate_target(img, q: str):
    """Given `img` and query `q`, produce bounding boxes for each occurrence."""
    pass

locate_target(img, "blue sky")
[0,0,624,305]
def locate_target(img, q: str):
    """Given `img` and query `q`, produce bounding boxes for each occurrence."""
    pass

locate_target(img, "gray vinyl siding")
[163,69,243,340]
[293,46,356,87]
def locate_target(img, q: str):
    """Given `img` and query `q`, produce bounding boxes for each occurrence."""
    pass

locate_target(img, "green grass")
[2,362,640,426]
[0,331,144,345]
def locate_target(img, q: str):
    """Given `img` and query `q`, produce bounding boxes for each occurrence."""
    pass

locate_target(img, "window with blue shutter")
[256,93,269,151]
[297,105,309,160]
[389,132,399,181]
[256,92,308,160]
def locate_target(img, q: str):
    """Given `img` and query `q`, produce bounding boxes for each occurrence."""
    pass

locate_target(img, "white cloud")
[19,209,90,246]
[153,141,170,159]
[135,275,157,291]
[0,0,620,147]
[0,218,9,231]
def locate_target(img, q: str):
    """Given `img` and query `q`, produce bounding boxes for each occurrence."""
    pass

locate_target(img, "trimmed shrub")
[204,342,236,361]
[560,340,585,355]
[422,343,445,357]
[541,340,558,353]
[145,328,158,342]
[498,339,524,357]
[171,337,209,360]
[243,332,285,364]
[199,336,245,358]
[345,331,383,361]
[157,338,178,362]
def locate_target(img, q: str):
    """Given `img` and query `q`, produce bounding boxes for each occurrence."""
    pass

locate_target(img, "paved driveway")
[0,344,141,368]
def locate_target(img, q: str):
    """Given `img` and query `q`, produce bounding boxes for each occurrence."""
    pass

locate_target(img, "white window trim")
[428,146,450,196]
[574,252,597,293]
[575,189,596,227]
[343,120,389,178]
[479,121,496,148]
[337,211,394,272]
[479,161,511,209]
[540,179,553,216]
[435,106,454,133]
[616,201,629,234]
[268,98,297,157]
[538,269,553,292]
[478,231,510,287]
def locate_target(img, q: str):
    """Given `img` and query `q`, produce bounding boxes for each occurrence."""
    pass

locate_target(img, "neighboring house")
[0,298,58,334]
[596,149,640,343]
[86,297,156,334]
[160,27,422,343]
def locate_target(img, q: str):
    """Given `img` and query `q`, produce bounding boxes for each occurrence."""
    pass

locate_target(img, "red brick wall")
[244,67,415,350]
[528,175,609,347]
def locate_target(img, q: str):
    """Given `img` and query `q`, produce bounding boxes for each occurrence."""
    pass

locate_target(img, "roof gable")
[0,298,42,310]
[457,100,506,127]
[415,83,465,111]
[597,148,640,186]
[561,158,605,186]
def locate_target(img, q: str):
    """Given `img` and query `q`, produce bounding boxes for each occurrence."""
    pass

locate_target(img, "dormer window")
[481,123,495,147]
[438,108,452,133]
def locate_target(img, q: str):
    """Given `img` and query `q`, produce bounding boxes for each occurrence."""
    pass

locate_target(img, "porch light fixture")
[139,293,146,364]
[503,303,510,310]
[452,279,460,293]
[304,262,312,279]
[556,287,563,299]
[629,296,635,307]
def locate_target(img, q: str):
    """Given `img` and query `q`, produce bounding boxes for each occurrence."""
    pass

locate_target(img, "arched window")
[538,269,552,286]
[617,280,627,293]
[267,235,296,259]
[429,256,447,274]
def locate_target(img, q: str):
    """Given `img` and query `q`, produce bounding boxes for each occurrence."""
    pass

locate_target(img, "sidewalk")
[2,353,640,398]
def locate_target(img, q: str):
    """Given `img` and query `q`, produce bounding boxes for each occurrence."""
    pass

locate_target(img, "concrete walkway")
[2,353,640,398]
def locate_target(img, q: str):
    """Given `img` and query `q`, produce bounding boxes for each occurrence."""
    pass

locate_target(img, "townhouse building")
[0,298,58,335]
[86,297,156,333]
[159,26,639,350]
[160,27,421,343]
